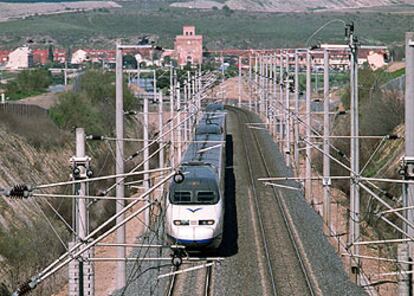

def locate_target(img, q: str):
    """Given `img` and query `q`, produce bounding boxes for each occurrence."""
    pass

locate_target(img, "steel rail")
[204,261,212,296]
[245,106,318,296]
[166,260,213,296]
[234,107,279,296]
[233,106,318,296]
[166,265,178,296]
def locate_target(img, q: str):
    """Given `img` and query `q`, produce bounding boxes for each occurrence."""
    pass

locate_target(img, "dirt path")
[17,92,60,110]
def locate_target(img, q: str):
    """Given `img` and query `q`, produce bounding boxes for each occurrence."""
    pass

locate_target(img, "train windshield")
[171,190,218,205]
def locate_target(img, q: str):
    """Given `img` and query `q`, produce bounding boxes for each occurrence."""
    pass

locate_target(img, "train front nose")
[174,226,215,246]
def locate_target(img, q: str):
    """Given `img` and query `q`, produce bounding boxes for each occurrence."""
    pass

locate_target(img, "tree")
[123,54,137,69]
[222,5,233,16]
[48,45,54,64]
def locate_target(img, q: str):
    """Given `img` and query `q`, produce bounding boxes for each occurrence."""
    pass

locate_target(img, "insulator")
[387,134,399,140]
[86,169,94,178]
[173,171,185,184]
[337,151,345,158]
[72,167,81,179]
[14,279,33,295]
[8,184,31,199]
[127,152,139,161]
[87,135,104,141]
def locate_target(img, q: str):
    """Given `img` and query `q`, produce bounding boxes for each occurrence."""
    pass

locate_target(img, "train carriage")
[166,104,226,249]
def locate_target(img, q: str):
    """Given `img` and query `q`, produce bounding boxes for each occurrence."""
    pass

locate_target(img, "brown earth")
[171,0,414,13]
[0,1,121,22]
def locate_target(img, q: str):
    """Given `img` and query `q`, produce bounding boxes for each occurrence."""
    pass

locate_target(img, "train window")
[197,191,216,203]
[173,191,191,203]
[195,125,221,135]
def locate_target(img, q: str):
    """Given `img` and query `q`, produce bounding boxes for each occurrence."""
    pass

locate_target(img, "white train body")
[166,105,226,249]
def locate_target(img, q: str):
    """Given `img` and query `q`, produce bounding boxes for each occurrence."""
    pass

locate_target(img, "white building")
[367,51,387,70]
[71,49,88,64]
[5,46,33,70]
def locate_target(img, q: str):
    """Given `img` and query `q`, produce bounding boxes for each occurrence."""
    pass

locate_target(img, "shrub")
[0,217,69,294]
[50,69,135,135]
[0,111,68,150]
[5,68,52,101]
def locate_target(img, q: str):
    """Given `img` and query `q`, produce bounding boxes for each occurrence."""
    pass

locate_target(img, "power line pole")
[269,55,274,131]
[170,65,175,167]
[143,78,150,232]
[69,128,94,296]
[159,91,164,169]
[305,50,312,203]
[115,42,126,289]
[238,56,242,108]
[183,80,188,146]
[254,54,259,113]
[259,55,264,115]
[294,50,300,167]
[279,51,285,149]
[187,71,193,139]
[273,53,278,139]
[176,82,182,163]
[323,48,331,231]
[347,22,361,284]
[249,54,252,111]
[64,61,68,86]
[265,56,269,121]
[400,32,414,296]
[285,51,291,167]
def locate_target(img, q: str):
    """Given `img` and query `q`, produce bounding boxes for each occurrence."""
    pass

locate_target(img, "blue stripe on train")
[174,238,213,244]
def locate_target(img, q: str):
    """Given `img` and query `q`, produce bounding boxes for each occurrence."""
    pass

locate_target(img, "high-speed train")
[166,103,226,249]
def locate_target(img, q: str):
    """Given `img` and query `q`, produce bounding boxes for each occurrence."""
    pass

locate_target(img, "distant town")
[0,25,389,71]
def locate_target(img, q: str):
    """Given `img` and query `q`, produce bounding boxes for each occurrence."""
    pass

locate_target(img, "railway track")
[166,260,213,296]
[230,106,318,296]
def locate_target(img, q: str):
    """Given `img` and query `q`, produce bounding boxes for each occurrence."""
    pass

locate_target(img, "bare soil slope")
[172,0,414,12]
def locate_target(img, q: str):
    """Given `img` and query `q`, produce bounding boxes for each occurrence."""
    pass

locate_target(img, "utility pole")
[284,51,291,167]
[170,65,175,167]
[279,51,285,148]
[294,50,300,167]
[259,55,264,115]
[159,91,164,169]
[323,49,331,231]
[267,56,272,122]
[249,54,252,111]
[400,32,414,296]
[176,82,182,163]
[64,62,68,86]
[183,80,188,146]
[238,56,242,108]
[347,22,361,284]
[268,55,273,128]
[69,128,94,296]
[143,80,150,232]
[254,54,259,113]
[187,71,193,139]
[198,65,202,93]
[273,53,278,139]
[115,43,125,289]
[305,50,312,203]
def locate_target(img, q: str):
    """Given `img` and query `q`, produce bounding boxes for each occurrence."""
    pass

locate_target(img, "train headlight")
[173,220,189,226]
[199,220,215,225]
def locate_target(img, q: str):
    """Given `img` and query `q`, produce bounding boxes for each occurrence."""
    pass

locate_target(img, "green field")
[0,2,413,50]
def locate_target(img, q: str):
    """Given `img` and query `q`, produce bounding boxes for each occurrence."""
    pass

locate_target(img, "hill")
[171,0,414,12]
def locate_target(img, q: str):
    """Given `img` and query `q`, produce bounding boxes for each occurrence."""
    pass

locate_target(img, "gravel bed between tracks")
[235,108,366,295]
[112,106,366,296]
